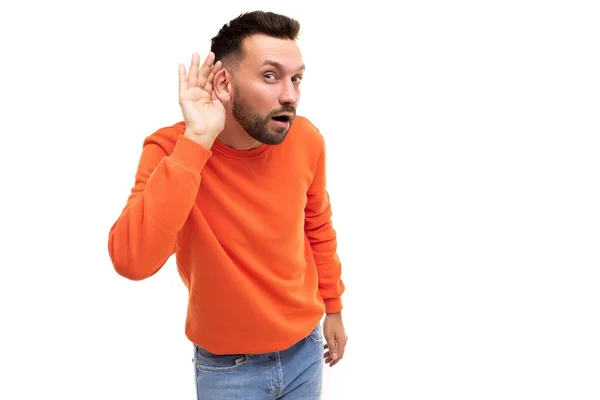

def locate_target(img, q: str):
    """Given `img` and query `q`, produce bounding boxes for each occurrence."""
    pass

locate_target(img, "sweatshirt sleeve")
[108,132,211,280]
[304,146,346,313]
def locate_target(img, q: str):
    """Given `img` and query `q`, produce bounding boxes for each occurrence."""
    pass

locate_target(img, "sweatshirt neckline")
[211,138,271,159]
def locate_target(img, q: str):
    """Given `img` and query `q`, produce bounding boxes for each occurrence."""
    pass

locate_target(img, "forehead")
[240,34,304,72]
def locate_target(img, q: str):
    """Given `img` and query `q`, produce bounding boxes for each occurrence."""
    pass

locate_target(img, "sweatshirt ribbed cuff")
[324,297,343,314]
[169,134,212,174]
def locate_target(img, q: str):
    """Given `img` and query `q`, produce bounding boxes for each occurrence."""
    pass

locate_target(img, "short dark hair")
[210,11,300,66]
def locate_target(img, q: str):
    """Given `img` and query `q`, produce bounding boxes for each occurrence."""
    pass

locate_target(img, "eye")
[292,75,303,84]
[264,73,276,80]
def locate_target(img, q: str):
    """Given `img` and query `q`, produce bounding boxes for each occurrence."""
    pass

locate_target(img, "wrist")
[184,129,216,150]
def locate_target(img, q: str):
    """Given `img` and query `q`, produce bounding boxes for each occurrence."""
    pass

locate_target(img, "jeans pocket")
[307,324,323,344]
[194,344,249,372]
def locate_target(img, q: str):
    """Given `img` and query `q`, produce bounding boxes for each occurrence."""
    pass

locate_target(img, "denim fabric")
[193,324,323,399]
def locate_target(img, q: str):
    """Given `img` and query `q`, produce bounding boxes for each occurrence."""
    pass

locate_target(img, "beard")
[232,89,295,145]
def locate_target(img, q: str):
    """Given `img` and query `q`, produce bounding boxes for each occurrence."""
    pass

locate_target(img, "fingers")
[324,334,338,366]
[323,332,347,367]
[323,344,332,362]
[197,52,216,88]
[204,60,222,94]
[331,333,347,367]
[187,52,200,88]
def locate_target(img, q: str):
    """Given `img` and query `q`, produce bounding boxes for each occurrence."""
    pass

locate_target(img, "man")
[108,10,347,399]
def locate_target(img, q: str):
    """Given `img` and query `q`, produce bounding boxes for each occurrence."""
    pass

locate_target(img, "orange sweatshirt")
[107,116,345,354]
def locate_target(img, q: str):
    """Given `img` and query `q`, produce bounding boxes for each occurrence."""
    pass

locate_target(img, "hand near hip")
[323,312,348,367]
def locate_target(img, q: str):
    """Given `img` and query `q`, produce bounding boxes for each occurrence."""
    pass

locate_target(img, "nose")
[279,80,299,106]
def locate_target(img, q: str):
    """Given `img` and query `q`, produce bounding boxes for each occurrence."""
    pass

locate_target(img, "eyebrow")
[260,60,305,72]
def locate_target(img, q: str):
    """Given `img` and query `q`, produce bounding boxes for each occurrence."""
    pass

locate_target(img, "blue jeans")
[193,324,323,399]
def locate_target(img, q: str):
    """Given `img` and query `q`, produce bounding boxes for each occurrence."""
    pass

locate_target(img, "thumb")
[178,64,188,92]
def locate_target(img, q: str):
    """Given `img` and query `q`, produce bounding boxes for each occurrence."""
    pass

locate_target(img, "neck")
[217,118,262,151]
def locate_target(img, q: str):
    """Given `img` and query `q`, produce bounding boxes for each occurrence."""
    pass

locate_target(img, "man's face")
[230,34,304,145]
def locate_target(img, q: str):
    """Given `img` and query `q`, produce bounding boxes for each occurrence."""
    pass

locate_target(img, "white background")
[1,0,599,399]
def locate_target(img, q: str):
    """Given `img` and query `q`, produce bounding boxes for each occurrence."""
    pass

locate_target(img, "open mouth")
[271,115,292,123]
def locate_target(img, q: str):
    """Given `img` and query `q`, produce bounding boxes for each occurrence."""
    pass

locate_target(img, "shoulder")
[288,115,326,153]
[142,121,186,154]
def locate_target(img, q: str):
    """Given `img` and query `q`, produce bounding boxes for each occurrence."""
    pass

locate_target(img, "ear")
[212,68,232,103]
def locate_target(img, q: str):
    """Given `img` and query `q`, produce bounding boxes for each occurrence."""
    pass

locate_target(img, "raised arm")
[107,52,225,280]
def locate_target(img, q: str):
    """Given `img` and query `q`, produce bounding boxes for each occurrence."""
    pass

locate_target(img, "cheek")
[246,82,281,109]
